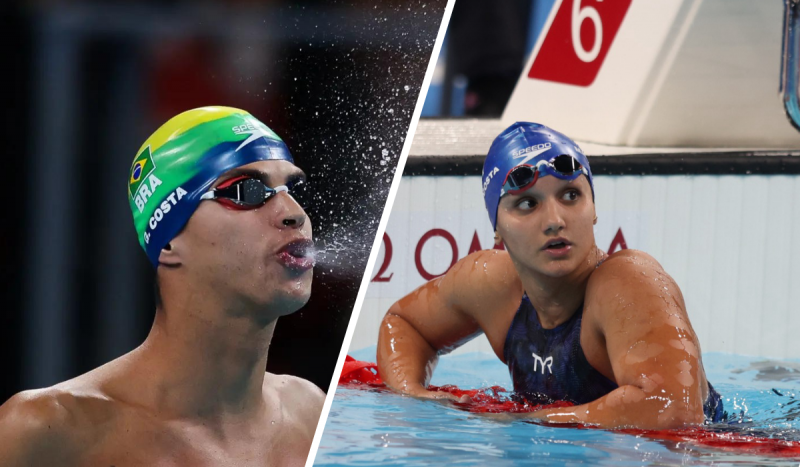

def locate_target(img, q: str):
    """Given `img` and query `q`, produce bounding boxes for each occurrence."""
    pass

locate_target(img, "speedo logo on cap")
[232,121,280,152]
[513,143,551,158]
[512,142,552,167]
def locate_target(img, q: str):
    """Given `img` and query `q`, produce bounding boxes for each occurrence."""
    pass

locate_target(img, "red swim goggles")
[200,176,307,208]
[501,154,587,196]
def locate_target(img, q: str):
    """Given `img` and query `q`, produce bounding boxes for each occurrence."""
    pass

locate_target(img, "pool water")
[315,347,800,466]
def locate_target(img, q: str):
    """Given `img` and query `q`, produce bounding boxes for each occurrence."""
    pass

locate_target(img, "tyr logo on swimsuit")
[532,352,553,374]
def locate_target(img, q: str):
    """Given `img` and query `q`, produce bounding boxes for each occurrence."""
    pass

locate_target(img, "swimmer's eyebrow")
[216,167,306,187]
[286,169,307,185]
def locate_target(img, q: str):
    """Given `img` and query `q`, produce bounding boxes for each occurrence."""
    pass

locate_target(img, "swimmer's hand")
[404,386,471,403]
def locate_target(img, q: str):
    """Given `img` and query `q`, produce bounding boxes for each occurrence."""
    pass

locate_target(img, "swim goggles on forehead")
[200,175,306,208]
[501,154,588,196]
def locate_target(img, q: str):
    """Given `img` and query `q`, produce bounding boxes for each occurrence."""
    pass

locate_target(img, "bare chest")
[73,412,312,467]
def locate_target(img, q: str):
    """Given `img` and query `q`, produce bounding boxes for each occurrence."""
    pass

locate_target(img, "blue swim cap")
[482,122,593,230]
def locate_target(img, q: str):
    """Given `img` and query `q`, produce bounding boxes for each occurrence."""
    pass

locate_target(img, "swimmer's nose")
[274,192,307,229]
[542,199,565,235]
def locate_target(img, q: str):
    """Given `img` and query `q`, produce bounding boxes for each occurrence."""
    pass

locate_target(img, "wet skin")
[0,160,324,466]
[377,175,710,430]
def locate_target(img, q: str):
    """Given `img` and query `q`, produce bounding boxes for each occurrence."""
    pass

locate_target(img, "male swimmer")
[377,122,724,429]
[0,107,324,465]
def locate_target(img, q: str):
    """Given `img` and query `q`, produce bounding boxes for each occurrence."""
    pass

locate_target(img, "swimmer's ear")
[494,231,503,246]
[158,241,183,267]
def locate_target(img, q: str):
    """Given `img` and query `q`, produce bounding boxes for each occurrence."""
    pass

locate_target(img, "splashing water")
[311,224,382,277]
[274,1,443,277]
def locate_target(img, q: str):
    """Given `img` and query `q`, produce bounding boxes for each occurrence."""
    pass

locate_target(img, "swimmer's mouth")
[543,238,571,250]
[281,238,314,258]
[277,238,316,271]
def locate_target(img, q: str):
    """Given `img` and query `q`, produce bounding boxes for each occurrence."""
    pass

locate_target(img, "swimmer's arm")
[0,391,77,465]
[377,251,502,399]
[528,254,707,429]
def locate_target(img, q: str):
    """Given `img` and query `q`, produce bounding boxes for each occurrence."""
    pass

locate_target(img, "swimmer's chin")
[272,283,313,317]
[540,265,579,278]
[519,260,579,279]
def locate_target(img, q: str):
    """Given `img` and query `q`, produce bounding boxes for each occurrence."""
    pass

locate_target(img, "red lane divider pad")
[339,356,800,458]
[340,356,384,386]
[340,356,571,413]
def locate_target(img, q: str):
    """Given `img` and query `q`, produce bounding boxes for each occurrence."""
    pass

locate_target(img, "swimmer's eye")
[515,198,537,210]
[562,189,580,202]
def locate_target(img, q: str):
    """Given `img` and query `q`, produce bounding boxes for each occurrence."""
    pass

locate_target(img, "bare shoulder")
[264,373,325,433]
[445,249,518,288]
[596,248,662,272]
[441,249,522,316]
[0,388,74,431]
[0,388,83,464]
[587,249,686,320]
[0,357,143,465]
[588,249,666,291]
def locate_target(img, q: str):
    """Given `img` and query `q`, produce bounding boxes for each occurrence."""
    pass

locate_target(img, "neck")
[125,280,276,421]
[517,246,606,329]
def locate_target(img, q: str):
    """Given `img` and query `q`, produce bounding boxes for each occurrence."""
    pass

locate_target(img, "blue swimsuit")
[503,294,725,422]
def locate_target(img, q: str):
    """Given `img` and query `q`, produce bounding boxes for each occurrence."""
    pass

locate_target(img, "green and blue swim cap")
[482,122,594,230]
[128,106,294,267]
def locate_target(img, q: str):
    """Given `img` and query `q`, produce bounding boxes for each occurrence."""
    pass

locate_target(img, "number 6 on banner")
[572,0,602,62]
[529,0,632,87]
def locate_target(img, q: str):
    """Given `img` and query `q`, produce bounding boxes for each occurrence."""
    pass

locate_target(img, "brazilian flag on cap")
[129,146,156,197]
